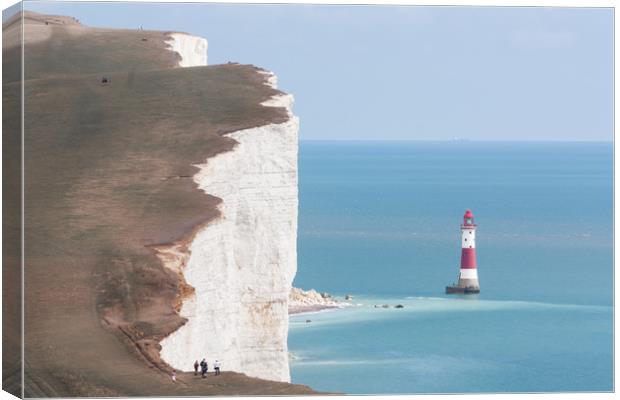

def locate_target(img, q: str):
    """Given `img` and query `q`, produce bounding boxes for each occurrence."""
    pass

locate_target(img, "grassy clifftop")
[4,11,181,82]
[3,12,312,397]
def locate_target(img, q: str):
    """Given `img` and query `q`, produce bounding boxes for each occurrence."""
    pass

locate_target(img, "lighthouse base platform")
[445,285,480,294]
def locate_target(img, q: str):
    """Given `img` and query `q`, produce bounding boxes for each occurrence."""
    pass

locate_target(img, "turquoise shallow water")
[289,141,613,394]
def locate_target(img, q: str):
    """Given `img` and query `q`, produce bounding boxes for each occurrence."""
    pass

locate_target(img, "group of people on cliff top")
[193,359,221,378]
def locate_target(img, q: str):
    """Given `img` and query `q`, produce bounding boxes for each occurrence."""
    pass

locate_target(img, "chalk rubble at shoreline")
[288,288,348,314]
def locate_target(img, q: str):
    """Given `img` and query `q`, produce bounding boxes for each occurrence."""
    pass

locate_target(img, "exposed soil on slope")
[3,12,315,397]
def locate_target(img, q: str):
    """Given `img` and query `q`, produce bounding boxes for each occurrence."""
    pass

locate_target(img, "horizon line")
[299,138,614,143]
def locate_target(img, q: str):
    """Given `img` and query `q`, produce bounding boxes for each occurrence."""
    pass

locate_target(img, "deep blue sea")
[289,141,613,394]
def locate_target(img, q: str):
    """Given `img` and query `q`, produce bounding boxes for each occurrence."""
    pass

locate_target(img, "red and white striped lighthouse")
[446,209,480,294]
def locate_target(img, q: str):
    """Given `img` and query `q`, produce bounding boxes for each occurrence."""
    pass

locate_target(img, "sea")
[289,141,613,394]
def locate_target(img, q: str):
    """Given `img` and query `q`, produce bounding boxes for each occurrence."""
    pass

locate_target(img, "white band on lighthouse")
[461,229,476,248]
[459,268,478,280]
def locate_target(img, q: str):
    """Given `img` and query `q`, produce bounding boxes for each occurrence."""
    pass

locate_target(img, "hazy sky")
[23,2,613,141]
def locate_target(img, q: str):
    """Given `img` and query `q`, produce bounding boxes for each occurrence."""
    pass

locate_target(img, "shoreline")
[289,304,345,316]
[288,287,352,315]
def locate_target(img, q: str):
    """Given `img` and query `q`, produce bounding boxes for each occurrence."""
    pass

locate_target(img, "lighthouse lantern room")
[446,209,481,294]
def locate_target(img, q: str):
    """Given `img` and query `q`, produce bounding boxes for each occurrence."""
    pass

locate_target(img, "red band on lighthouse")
[460,248,477,269]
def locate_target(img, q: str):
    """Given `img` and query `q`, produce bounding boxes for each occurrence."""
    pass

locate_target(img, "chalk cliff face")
[159,40,299,382]
[166,33,208,67]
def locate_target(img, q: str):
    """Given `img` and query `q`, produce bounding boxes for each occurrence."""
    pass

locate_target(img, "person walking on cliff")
[171,370,177,382]
[193,360,199,376]
[214,360,221,375]
[200,358,208,378]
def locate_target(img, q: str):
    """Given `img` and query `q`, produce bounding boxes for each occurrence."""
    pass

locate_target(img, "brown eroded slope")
[3,12,315,397]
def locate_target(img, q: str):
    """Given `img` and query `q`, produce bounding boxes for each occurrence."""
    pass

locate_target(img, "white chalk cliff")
[165,33,208,67]
[159,39,299,383]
